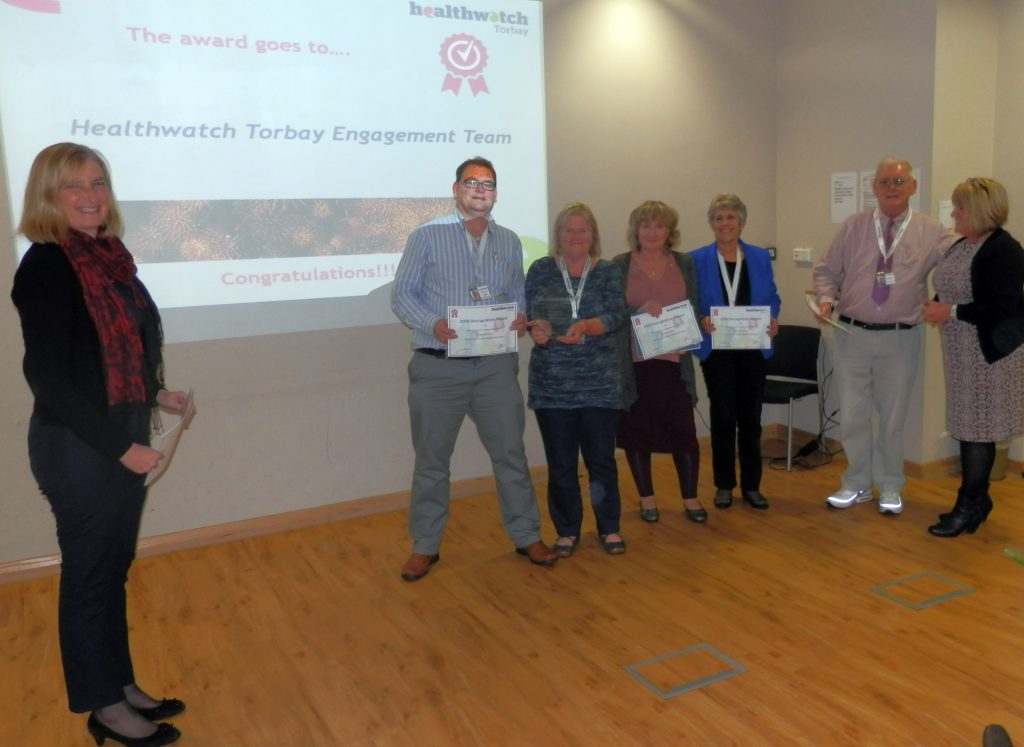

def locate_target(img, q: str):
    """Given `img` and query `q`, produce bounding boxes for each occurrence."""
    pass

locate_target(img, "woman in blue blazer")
[690,194,780,510]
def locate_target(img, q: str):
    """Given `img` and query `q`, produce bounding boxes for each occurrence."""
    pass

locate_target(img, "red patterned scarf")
[60,230,151,405]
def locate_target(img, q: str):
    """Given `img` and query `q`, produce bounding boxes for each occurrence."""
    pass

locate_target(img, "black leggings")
[624,448,699,500]
[959,440,995,497]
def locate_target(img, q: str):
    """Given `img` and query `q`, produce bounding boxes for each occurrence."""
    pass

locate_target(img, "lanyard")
[558,255,591,319]
[463,221,489,280]
[716,246,744,307]
[873,208,912,263]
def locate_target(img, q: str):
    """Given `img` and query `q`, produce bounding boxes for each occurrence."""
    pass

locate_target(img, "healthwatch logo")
[408,1,528,25]
[439,34,488,96]
[1,0,61,12]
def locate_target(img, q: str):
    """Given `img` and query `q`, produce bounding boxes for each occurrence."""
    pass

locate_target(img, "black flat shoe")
[741,490,769,510]
[134,699,185,721]
[599,534,626,555]
[982,724,1013,747]
[552,536,579,558]
[683,501,708,523]
[713,489,733,509]
[87,713,180,746]
[638,500,660,522]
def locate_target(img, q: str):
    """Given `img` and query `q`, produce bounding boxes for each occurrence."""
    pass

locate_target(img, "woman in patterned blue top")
[526,203,634,557]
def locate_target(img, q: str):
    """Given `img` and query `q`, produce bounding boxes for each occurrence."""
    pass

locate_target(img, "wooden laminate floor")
[2,447,1023,746]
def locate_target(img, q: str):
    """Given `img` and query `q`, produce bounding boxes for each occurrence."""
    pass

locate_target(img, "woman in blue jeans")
[12,143,193,747]
[525,203,634,556]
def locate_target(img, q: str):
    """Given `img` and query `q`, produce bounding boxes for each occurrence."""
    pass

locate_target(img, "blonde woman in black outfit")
[12,143,192,746]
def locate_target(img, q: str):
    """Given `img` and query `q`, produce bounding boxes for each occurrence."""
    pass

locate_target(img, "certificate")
[630,300,702,360]
[146,387,195,487]
[446,303,519,357]
[710,306,771,350]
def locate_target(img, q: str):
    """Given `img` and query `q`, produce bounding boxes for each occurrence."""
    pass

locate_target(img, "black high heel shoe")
[928,506,982,538]
[134,699,185,721]
[87,713,181,746]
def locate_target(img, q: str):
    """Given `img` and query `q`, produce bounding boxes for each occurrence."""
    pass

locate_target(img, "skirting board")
[0,468,546,586]
[759,423,1021,480]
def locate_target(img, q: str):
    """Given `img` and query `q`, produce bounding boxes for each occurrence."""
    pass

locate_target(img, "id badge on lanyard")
[466,224,492,300]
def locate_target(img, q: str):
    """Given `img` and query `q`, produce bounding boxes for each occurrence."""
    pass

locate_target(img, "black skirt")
[617,359,697,453]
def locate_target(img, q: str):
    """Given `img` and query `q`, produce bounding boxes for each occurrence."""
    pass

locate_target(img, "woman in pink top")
[612,201,704,525]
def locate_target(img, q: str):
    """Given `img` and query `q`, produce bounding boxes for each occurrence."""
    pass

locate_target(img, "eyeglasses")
[876,177,908,188]
[460,178,496,191]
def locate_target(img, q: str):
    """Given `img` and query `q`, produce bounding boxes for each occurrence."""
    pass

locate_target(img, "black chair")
[762,325,821,470]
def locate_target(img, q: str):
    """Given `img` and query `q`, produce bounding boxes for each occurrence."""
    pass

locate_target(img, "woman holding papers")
[11,143,191,746]
[922,177,1024,537]
[690,193,780,511]
[612,200,704,524]
[526,202,632,556]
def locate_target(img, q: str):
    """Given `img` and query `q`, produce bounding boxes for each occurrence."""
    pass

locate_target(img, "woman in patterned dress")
[923,177,1024,537]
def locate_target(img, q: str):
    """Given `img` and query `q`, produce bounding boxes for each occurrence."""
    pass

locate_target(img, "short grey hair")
[706,193,747,229]
[875,156,915,181]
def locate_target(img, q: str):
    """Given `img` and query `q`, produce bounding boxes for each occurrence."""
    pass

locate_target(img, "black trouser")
[700,350,767,491]
[28,417,149,713]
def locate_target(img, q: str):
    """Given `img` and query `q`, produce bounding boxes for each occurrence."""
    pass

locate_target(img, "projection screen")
[0,0,548,342]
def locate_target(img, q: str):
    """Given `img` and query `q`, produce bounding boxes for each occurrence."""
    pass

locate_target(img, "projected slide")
[0,0,548,341]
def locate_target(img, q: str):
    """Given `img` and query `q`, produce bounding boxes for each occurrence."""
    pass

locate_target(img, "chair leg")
[786,399,794,471]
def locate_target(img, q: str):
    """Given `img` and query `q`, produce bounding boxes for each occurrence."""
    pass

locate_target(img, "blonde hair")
[626,200,680,252]
[951,178,1008,236]
[17,142,124,244]
[551,202,601,257]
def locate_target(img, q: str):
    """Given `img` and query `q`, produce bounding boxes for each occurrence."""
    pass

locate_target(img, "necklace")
[636,250,668,278]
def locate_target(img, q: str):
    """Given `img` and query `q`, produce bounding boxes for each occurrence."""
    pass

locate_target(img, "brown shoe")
[400,553,440,582]
[515,540,558,566]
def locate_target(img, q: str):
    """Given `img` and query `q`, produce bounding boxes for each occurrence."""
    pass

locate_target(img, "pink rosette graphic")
[1,0,61,11]
[439,34,489,96]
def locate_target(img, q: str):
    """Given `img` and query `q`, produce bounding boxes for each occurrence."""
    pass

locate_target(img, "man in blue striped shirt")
[391,157,558,581]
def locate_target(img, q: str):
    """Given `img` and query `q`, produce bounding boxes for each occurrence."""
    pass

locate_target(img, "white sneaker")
[878,492,903,515]
[826,488,873,508]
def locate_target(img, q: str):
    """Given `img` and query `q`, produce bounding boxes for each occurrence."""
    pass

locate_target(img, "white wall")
[994,0,1024,462]
[924,0,999,464]
[544,0,778,250]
